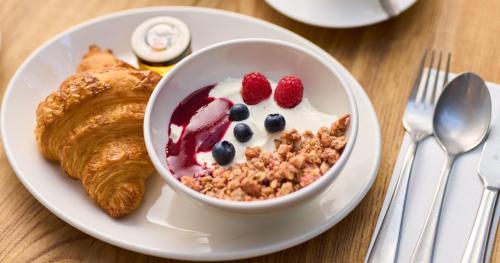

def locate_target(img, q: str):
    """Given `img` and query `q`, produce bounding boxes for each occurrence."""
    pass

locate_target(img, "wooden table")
[1,0,500,262]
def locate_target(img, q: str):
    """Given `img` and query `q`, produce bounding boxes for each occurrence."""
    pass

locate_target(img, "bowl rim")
[144,38,359,211]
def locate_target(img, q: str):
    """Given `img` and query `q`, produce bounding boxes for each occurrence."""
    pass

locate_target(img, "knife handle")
[462,187,499,263]
[365,140,417,263]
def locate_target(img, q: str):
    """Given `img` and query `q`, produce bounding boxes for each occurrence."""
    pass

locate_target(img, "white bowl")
[144,38,358,214]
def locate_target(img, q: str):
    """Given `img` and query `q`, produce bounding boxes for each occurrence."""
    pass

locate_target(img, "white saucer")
[0,7,381,261]
[265,0,417,28]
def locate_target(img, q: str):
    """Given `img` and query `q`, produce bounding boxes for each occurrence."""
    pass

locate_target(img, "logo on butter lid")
[131,16,191,63]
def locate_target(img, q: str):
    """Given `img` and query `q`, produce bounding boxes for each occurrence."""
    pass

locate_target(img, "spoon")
[410,72,492,262]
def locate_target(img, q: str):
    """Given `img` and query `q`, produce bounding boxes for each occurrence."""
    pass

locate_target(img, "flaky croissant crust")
[35,46,160,218]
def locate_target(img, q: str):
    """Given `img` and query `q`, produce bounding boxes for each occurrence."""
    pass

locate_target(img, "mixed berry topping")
[212,141,236,165]
[233,123,253,142]
[264,113,286,133]
[168,72,304,169]
[274,76,304,108]
[166,85,233,178]
[229,103,250,121]
[241,72,272,105]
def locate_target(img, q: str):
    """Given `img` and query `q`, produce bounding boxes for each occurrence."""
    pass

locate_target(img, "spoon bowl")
[433,72,492,155]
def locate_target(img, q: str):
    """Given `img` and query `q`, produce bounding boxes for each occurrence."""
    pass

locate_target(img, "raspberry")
[274,76,304,108]
[241,72,272,105]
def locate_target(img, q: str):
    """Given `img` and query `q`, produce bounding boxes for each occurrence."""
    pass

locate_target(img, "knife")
[462,113,500,263]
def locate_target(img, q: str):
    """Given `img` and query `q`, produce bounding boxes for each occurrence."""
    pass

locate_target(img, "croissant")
[76,45,134,72]
[35,46,160,218]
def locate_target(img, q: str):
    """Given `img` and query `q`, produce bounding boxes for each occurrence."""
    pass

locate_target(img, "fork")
[365,50,451,263]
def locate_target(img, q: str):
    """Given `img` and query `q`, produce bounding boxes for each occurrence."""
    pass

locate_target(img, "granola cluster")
[181,114,350,201]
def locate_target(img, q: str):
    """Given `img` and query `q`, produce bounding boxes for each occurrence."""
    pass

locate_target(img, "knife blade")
[478,115,500,188]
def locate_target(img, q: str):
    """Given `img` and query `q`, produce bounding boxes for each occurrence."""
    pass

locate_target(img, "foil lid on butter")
[131,16,191,63]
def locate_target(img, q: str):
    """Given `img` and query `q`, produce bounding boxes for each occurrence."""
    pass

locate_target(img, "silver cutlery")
[411,72,492,263]
[366,51,450,263]
[379,0,400,17]
[462,111,500,263]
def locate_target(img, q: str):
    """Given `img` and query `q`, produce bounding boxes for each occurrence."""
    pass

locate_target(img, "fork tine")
[420,50,435,104]
[430,52,443,104]
[408,50,429,103]
[443,52,451,87]
[434,52,451,104]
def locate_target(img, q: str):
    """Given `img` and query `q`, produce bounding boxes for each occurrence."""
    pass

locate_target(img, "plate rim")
[0,6,382,261]
[265,0,417,28]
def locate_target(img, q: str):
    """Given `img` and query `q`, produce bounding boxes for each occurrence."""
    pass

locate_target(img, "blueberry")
[212,141,235,165]
[229,103,249,121]
[233,123,253,142]
[264,113,286,133]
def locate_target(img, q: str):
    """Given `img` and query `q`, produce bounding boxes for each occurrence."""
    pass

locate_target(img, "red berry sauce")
[166,85,233,178]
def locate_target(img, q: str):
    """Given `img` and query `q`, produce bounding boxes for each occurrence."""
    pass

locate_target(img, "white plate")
[265,0,417,28]
[1,7,381,261]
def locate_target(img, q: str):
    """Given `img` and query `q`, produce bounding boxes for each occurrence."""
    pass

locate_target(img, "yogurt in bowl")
[144,38,358,214]
[195,78,337,166]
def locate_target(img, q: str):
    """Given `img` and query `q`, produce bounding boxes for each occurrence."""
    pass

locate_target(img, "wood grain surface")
[1,0,500,262]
